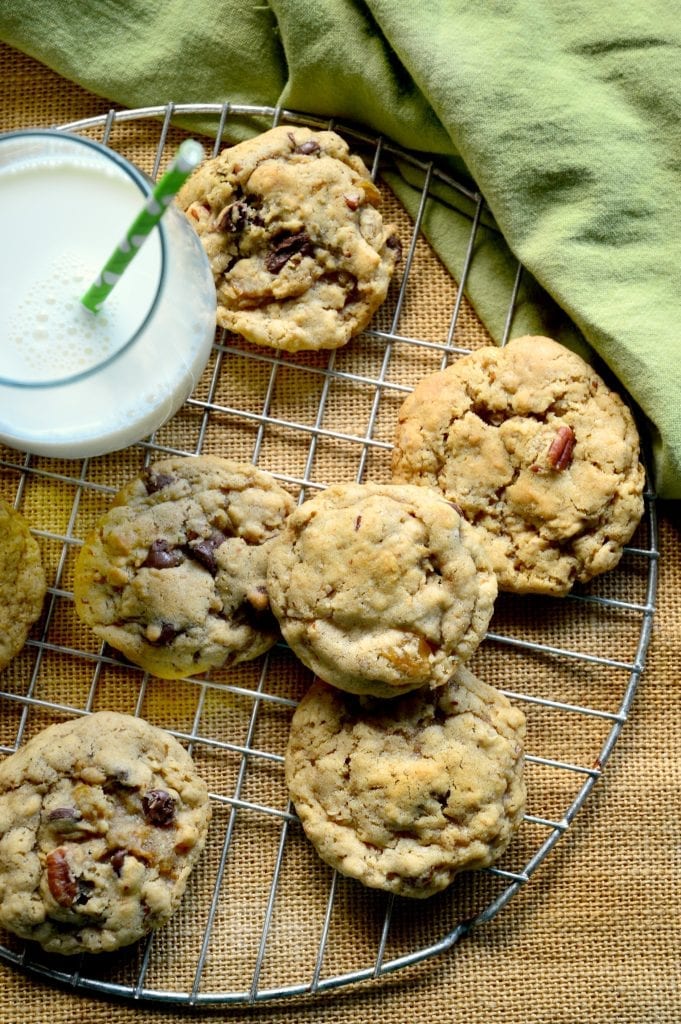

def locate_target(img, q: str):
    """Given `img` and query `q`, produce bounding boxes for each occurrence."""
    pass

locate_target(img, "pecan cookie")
[286,667,526,898]
[0,500,46,671]
[267,483,497,698]
[0,712,211,954]
[73,456,295,678]
[392,335,645,595]
[176,125,401,352]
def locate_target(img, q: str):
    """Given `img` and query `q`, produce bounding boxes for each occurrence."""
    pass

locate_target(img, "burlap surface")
[0,41,679,1024]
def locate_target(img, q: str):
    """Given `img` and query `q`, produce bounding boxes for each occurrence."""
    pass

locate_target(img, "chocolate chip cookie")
[0,712,211,954]
[73,456,295,678]
[392,335,645,595]
[0,500,46,671]
[267,483,497,698]
[286,667,526,898]
[176,125,401,352]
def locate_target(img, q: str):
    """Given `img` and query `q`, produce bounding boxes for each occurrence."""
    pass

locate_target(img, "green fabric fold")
[2,0,679,495]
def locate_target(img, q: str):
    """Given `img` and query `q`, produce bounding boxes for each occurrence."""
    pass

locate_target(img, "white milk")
[0,132,216,458]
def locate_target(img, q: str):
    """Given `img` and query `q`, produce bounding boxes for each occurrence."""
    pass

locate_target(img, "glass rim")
[0,128,168,389]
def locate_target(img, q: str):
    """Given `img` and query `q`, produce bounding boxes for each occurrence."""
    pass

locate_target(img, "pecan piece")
[46,848,78,907]
[547,425,576,471]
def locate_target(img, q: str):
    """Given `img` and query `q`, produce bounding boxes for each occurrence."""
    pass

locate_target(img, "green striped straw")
[80,138,205,313]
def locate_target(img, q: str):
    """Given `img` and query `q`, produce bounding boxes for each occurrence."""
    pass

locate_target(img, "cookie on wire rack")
[73,455,295,679]
[286,667,526,899]
[392,335,645,596]
[267,482,498,699]
[176,125,401,353]
[0,500,46,671]
[0,712,211,955]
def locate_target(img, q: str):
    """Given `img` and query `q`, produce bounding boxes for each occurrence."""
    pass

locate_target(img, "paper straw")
[80,138,205,313]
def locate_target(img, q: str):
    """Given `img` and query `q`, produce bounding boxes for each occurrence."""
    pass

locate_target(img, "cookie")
[286,666,526,898]
[392,335,645,595]
[73,456,295,679]
[267,482,497,698]
[0,711,211,954]
[176,125,401,352]
[0,500,46,671]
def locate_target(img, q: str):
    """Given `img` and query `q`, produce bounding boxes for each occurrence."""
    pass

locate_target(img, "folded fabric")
[2,0,679,496]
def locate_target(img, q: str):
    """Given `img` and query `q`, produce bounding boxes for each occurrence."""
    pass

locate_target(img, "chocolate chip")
[216,199,248,232]
[185,530,228,577]
[386,234,403,262]
[110,849,126,876]
[143,539,184,570]
[47,806,82,824]
[288,132,320,156]
[142,789,176,827]
[265,230,315,274]
[148,622,180,647]
[143,471,174,495]
[74,878,95,906]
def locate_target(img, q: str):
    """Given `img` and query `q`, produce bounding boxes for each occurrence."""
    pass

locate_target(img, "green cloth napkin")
[2,0,680,496]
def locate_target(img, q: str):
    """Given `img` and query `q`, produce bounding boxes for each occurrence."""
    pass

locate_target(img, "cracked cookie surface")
[286,667,526,898]
[176,125,401,352]
[0,501,46,671]
[267,483,497,698]
[73,456,295,678]
[392,335,645,595]
[0,712,211,954]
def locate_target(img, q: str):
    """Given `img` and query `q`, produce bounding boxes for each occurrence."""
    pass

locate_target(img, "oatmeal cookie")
[176,125,401,352]
[0,711,211,954]
[286,667,526,898]
[392,335,645,595]
[73,456,295,678]
[0,500,46,671]
[267,482,497,698]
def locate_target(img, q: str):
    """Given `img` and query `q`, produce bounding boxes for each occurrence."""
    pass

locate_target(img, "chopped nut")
[547,425,576,471]
[46,848,78,907]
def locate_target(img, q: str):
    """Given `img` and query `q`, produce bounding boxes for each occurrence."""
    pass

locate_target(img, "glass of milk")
[0,129,217,458]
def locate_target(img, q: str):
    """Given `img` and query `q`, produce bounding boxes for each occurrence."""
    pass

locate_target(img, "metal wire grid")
[0,103,659,1005]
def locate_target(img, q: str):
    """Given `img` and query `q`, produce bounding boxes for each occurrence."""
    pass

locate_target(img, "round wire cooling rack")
[0,102,658,1006]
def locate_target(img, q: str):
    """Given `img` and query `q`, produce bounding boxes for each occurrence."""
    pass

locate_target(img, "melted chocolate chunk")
[216,199,249,233]
[265,231,315,274]
[142,789,176,827]
[216,198,263,234]
[143,539,184,570]
[185,530,228,577]
[142,471,175,495]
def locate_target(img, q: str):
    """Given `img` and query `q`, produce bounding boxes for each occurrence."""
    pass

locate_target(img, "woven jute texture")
[1,41,680,1024]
